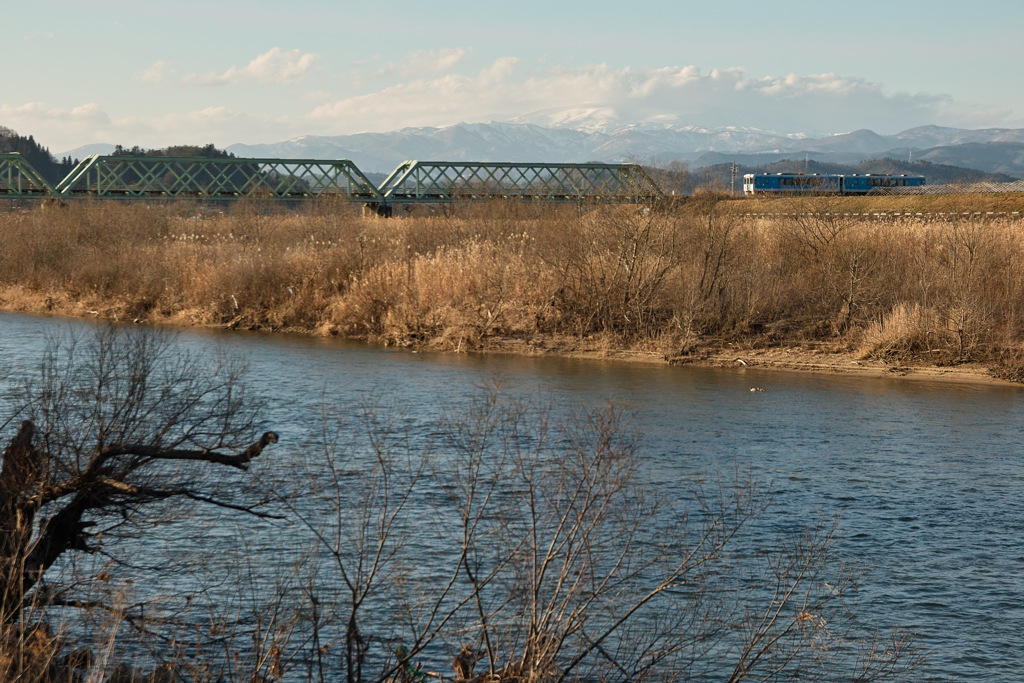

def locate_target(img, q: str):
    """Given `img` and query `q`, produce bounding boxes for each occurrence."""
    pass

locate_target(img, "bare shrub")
[644,159,692,197]
[990,344,1024,382]
[936,215,995,357]
[857,303,933,359]
[541,206,681,340]
[673,193,741,335]
[772,199,878,335]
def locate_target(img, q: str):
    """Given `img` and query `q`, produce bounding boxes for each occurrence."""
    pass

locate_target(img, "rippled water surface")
[2,312,1023,680]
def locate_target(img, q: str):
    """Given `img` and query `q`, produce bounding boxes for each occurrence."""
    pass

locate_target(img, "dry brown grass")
[3,197,1024,369]
[856,303,932,358]
[728,191,1024,215]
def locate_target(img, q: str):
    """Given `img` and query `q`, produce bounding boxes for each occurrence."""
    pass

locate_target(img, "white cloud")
[108,107,295,149]
[0,101,296,152]
[942,106,1024,130]
[136,60,174,84]
[0,102,114,151]
[244,48,317,84]
[302,90,334,103]
[375,48,470,78]
[182,48,317,86]
[11,61,1011,154]
[308,62,954,136]
[0,101,111,128]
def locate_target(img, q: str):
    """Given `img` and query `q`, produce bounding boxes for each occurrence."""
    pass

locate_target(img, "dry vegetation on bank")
[3,194,1024,380]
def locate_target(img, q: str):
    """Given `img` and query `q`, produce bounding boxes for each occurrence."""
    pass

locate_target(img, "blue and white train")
[743,172,925,196]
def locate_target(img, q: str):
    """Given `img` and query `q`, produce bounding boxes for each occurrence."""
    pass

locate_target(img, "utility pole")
[730,162,737,195]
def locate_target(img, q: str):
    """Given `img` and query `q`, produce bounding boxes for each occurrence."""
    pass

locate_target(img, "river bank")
[3,289,1014,388]
[3,195,1024,387]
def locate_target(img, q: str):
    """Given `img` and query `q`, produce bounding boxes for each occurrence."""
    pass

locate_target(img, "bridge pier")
[362,202,393,218]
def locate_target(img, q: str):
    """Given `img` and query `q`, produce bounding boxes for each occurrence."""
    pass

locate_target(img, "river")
[1,311,1022,680]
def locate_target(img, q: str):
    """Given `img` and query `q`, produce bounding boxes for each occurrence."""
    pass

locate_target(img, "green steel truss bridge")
[0,153,663,212]
[0,154,57,197]
[378,160,663,205]
[55,155,381,202]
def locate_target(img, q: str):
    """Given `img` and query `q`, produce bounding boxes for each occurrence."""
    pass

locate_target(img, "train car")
[743,173,841,195]
[839,173,926,195]
[743,172,925,196]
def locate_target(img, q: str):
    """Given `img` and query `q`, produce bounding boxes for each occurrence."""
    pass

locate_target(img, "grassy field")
[3,193,1024,379]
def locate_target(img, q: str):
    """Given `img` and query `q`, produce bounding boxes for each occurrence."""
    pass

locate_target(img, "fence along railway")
[0,153,663,215]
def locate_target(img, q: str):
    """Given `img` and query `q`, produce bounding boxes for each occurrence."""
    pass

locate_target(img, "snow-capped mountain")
[226,121,818,171]
[228,123,601,170]
[224,121,1024,178]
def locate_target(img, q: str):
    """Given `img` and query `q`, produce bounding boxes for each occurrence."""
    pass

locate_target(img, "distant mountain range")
[227,123,1024,179]
[58,123,1024,179]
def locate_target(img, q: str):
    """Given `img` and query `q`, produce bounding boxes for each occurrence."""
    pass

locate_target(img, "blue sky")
[4,0,1022,153]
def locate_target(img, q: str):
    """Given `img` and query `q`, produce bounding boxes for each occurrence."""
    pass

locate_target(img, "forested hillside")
[0,126,77,184]
[111,143,236,159]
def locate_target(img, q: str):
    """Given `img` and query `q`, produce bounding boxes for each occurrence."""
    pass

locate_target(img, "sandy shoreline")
[478,335,1021,387]
[681,347,1016,386]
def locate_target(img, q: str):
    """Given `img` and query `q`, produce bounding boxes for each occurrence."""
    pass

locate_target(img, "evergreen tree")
[0,127,71,185]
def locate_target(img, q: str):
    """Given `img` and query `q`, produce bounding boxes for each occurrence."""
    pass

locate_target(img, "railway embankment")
[3,194,1024,385]
[724,192,1024,215]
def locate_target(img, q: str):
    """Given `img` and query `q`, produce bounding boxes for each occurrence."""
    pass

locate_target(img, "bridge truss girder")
[55,155,384,202]
[0,153,56,197]
[1,156,667,209]
[378,161,664,204]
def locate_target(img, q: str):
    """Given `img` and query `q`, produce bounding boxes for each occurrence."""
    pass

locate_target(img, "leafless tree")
[0,325,278,631]
[432,398,923,682]
[939,213,994,357]
[680,192,739,332]
[277,391,923,682]
[543,207,682,339]
[274,398,444,683]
